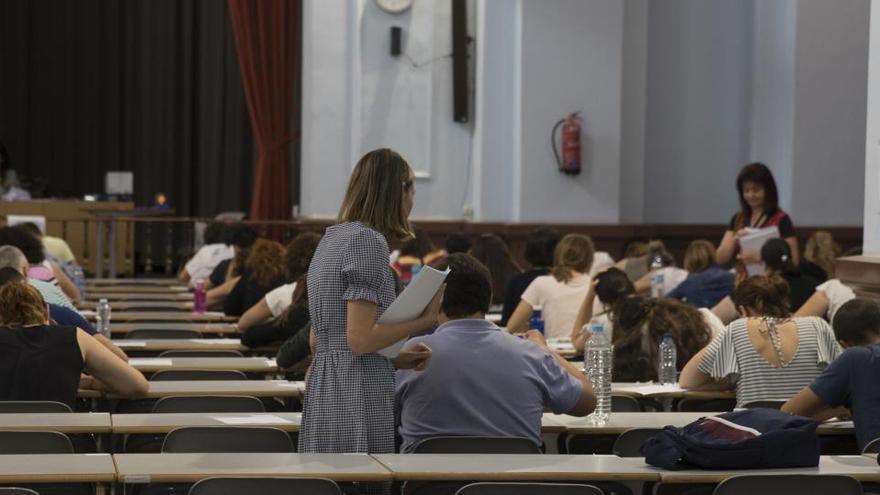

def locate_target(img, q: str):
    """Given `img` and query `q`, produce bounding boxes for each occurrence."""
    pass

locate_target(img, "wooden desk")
[88,312,236,323]
[371,454,661,482]
[88,278,181,286]
[106,380,305,399]
[0,454,115,483]
[0,413,111,434]
[115,338,250,352]
[85,292,193,302]
[111,413,302,434]
[86,285,189,294]
[658,455,880,483]
[128,357,278,373]
[114,453,392,483]
[611,383,735,400]
[80,301,193,311]
[110,323,239,335]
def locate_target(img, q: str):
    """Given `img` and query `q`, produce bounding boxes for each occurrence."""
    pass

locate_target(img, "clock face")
[375,0,413,14]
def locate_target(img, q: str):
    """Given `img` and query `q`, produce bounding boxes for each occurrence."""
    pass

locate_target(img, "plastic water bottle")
[71,264,86,293]
[96,299,111,338]
[529,306,545,334]
[585,322,612,425]
[650,254,665,298]
[658,333,678,385]
[193,279,207,314]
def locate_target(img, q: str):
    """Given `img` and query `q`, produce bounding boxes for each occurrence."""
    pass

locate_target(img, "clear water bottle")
[193,279,207,314]
[529,306,545,334]
[585,322,612,425]
[650,254,665,298]
[96,299,111,338]
[70,264,86,293]
[658,333,678,385]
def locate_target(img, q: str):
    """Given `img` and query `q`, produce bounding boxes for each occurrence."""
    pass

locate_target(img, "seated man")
[395,253,595,453]
[178,222,234,287]
[782,299,880,451]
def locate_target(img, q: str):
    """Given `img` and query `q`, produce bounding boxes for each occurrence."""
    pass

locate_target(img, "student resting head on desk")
[783,299,880,452]
[395,253,596,453]
[680,275,842,408]
[0,281,148,409]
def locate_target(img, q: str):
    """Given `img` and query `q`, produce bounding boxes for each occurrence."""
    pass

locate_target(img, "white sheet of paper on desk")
[214,414,293,425]
[739,226,780,276]
[612,383,686,396]
[377,265,450,359]
[119,341,147,348]
[129,358,173,367]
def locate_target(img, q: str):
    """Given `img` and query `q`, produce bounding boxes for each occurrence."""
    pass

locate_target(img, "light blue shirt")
[395,318,583,452]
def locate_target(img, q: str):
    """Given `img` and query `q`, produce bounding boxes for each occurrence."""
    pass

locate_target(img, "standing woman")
[716,163,798,279]
[299,149,439,461]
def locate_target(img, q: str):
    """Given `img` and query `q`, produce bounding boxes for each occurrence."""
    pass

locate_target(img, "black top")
[223,271,287,317]
[0,325,83,410]
[782,271,822,313]
[728,211,796,238]
[209,259,232,287]
[500,268,550,326]
[240,304,310,348]
[799,261,829,283]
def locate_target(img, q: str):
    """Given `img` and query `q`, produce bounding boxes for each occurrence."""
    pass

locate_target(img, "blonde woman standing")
[298,149,440,464]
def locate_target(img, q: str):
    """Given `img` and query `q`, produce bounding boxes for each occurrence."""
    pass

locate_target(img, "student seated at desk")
[783,299,880,451]
[667,240,734,309]
[794,278,856,322]
[0,245,77,311]
[680,275,841,408]
[395,253,595,453]
[222,239,287,317]
[206,224,257,289]
[0,282,148,409]
[500,228,560,326]
[0,226,81,302]
[570,267,635,351]
[178,222,234,287]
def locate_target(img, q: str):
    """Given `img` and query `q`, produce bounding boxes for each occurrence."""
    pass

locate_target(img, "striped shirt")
[698,316,841,407]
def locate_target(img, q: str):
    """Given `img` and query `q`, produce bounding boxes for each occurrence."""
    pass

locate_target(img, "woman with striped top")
[680,275,841,408]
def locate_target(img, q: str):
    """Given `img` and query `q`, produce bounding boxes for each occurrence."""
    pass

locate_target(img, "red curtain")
[228,0,299,220]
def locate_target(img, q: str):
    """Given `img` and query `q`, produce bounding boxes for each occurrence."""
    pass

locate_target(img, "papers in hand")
[739,226,780,276]
[377,265,450,358]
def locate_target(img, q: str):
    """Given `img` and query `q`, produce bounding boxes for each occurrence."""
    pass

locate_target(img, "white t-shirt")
[815,279,856,321]
[520,273,591,340]
[699,307,726,340]
[589,251,616,276]
[184,243,234,287]
[653,266,689,295]
[265,282,296,318]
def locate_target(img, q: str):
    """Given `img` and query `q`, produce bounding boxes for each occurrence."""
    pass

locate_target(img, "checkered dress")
[299,222,397,455]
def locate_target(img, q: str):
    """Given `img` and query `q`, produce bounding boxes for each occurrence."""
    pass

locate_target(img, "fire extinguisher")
[552,112,582,175]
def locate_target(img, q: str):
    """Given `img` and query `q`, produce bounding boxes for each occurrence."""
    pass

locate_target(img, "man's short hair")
[432,253,492,318]
[0,267,24,286]
[445,233,471,255]
[0,245,27,272]
[833,298,880,346]
[203,222,227,245]
[229,224,258,248]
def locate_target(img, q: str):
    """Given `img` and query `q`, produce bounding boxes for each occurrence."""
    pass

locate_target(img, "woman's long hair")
[804,230,841,278]
[551,234,595,283]
[245,239,286,289]
[470,233,522,305]
[732,274,790,318]
[733,162,780,229]
[0,282,48,327]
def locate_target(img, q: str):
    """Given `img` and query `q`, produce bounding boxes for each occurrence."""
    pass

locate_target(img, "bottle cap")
[591,322,604,333]
[663,332,673,340]
[99,298,108,303]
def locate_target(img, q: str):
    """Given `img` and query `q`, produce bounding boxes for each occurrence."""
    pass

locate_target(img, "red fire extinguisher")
[552,112,582,175]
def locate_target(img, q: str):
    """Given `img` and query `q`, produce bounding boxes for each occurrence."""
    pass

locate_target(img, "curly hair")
[551,234,594,283]
[612,296,712,382]
[0,281,48,327]
[244,239,286,289]
[732,274,790,318]
[0,226,45,264]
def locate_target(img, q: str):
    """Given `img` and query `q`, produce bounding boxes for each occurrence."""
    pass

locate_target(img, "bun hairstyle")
[594,267,635,309]
[0,281,48,327]
[760,238,795,274]
[551,234,595,283]
[732,274,790,318]
[646,240,675,267]
[612,295,712,382]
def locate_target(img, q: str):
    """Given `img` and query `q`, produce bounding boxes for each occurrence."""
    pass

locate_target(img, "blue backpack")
[641,408,820,470]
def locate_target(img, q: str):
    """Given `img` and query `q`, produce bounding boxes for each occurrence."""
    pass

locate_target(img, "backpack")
[641,408,820,470]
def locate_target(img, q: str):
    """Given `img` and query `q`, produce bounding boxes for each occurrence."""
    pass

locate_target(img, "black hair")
[523,228,561,268]
[203,222,227,245]
[0,266,24,286]
[595,267,635,308]
[445,233,471,255]
[832,299,880,346]
[761,238,796,274]
[17,222,41,238]
[735,162,780,228]
[432,253,492,318]
[229,224,258,249]
[400,228,435,258]
[0,226,45,264]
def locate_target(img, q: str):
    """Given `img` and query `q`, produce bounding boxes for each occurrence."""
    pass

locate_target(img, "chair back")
[162,427,293,453]
[0,401,72,413]
[455,483,603,495]
[152,395,265,413]
[0,489,40,495]
[611,395,641,412]
[676,398,736,412]
[128,329,203,339]
[412,436,540,454]
[713,474,862,495]
[188,478,340,495]
[741,400,785,410]
[612,428,662,457]
[150,370,248,381]
[159,350,244,358]
[0,431,73,454]
[862,437,880,454]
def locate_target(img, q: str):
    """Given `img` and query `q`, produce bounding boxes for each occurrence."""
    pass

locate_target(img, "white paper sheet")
[117,341,146,348]
[739,226,780,276]
[214,414,294,425]
[377,265,450,358]
[128,358,173,367]
[612,383,687,397]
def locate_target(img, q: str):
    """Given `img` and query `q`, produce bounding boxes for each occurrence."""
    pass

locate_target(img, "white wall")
[865,0,880,254]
